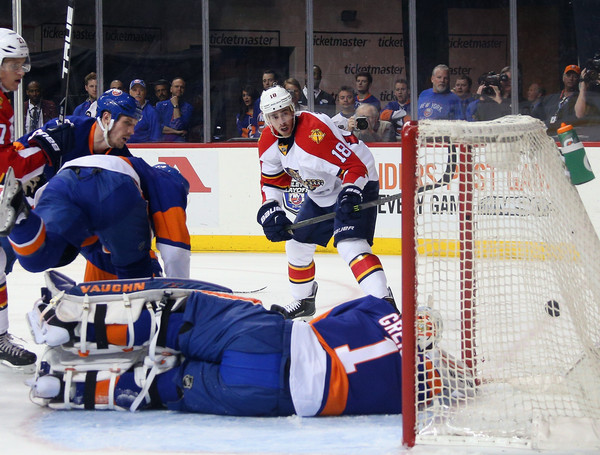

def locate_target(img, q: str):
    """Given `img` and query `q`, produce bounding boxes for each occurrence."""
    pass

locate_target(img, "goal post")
[401,116,600,450]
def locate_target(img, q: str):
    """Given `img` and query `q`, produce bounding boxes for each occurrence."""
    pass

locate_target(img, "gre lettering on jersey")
[378,313,403,350]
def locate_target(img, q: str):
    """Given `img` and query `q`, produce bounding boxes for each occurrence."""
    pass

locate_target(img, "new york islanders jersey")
[57,154,190,279]
[258,111,379,208]
[290,295,402,416]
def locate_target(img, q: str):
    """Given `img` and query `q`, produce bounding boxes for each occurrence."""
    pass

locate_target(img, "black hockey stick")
[57,0,74,124]
[285,143,458,232]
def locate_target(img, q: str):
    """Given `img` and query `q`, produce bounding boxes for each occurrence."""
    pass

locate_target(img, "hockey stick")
[286,144,458,232]
[57,0,74,124]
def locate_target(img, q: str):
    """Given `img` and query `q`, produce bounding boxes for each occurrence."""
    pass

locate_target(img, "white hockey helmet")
[0,28,30,71]
[260,85,293,116]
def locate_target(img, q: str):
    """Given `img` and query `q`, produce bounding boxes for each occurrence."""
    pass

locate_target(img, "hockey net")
[401,116,600,450]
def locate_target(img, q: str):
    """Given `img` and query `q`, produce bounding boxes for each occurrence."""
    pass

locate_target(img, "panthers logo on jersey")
[285,167,324,191]
[309,129,325,144]
[278,143,289,156]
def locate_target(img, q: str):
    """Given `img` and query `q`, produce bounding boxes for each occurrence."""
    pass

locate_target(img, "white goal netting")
[403,116,600,450]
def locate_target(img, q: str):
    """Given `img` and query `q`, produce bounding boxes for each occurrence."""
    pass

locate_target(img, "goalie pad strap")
[94,304,108,349]
[157,299,174,348]
[84,371,98,410]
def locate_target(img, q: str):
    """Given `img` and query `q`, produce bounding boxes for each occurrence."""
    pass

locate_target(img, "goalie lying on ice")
[27,271,473,416]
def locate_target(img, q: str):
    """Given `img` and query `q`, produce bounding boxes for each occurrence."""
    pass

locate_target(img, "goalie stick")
[57,0,74,125]
[286,143,458,232]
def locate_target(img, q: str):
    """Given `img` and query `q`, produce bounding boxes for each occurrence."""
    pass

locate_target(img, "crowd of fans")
[24,62,600,143]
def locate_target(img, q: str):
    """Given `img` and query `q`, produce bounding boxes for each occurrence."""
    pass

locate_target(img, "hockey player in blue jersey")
[417,64,464,120]
[26,272,473,416]
[0,154,191,280]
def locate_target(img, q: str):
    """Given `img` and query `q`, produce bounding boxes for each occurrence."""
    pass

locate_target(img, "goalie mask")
[260,85,295,138]
[0,28,30,72]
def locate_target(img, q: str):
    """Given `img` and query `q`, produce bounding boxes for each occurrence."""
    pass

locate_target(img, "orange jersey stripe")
[10,222,46,256]
[84,260,118,282]
[309,325,349,415]
[81,235,99,247]
[152,206,190,245]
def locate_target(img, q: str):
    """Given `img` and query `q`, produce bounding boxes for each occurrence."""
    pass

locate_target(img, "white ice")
[0,253,595,454]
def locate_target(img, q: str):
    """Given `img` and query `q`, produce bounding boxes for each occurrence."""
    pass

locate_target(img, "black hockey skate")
[0,332,37,371]
[271,282,318,320]
[0,167,30,236]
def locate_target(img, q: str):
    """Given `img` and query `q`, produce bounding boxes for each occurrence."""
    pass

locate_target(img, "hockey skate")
[271,281,318,320]
[0,332,37,372]
[0,166,30,236]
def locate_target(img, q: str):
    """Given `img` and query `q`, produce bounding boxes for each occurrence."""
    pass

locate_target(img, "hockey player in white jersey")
[256,86,393,319]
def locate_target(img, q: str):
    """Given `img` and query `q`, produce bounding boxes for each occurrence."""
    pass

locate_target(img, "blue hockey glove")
[335,185,363,223]
[257,201,293,242]
[28,122,74,168]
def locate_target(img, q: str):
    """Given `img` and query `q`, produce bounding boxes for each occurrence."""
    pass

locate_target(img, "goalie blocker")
[28,271,473,416]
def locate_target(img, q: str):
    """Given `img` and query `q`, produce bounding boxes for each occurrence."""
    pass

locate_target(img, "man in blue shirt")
[155,77,193,142]
[417,64,464,120]
[128,79,162,143]
[72,72,98,117]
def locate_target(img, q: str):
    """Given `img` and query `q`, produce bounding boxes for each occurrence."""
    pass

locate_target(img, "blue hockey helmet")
[153,163,190,195]
[96,89,142,121]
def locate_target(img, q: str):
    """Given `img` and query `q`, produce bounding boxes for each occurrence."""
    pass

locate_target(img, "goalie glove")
[335,184,363,224]
[28,122,74,168]
[257,200,293,242]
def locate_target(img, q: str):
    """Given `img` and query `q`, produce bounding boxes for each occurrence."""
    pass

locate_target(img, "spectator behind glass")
[128,78,162,143]
[539,65,580,133]
[23,80,57,134]
[284,78,307,112]
[331,85,357,131]
[109,79,125,91]
[250,68,278,138]
[417,64,463,120]
[303,64,335,116]
[153,79,170,106]
[520,82,546,120]
[354,71,381,110]
[466,68,512,121]
[452,75,475,119]
[155,77,194,142]
[72,72,98,116]
[381,78,411,141]
[353,103,395,143]
[574,63,600,132]
[236,84,258,138]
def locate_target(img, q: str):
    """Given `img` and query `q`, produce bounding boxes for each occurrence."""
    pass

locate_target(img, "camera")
[355,116,369,130]
[584,52,600,86]
[478,71,508,96]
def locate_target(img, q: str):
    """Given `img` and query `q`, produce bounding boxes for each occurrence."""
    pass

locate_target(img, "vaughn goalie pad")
[28,270,234,356]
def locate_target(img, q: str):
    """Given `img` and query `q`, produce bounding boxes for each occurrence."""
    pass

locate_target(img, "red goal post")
[400,117,600,450]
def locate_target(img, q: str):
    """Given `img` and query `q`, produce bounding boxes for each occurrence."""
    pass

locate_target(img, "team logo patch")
[182,374,194,389]
[309,129,325,144]
[283,180,307,214]
[278,143,289,156]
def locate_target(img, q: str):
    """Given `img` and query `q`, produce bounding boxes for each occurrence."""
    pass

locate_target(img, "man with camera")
[352,103,395,142]
[467,68,512,121]
[575,54,600,135]
[539,65,580,133]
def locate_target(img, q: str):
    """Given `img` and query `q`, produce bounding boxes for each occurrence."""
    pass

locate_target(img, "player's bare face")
[0,58,27,92]
[394,83,409,104]
[109,116,138,148]
[268,108,294,138]
[432,70,449,93]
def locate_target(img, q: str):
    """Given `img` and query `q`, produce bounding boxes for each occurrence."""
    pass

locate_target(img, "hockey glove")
[257,201,293,242]
[28,122,74,168]
[335,185,363,223]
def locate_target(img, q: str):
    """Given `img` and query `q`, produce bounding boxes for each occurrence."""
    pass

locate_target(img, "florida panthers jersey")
[290,295,402,416]
[258,111,379,208]
[0,89,47,180]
